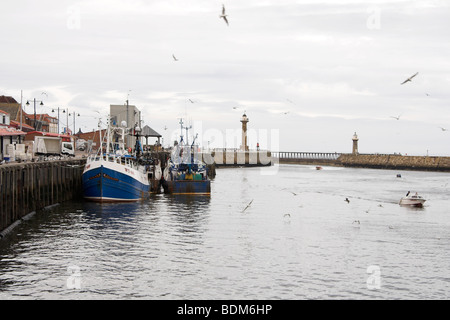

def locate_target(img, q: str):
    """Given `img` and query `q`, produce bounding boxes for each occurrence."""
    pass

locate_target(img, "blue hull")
[166,180,211,195]
[82,165,150,202]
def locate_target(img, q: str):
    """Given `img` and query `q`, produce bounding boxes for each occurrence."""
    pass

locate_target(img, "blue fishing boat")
[162,119,211,195]
[82,120,159,202]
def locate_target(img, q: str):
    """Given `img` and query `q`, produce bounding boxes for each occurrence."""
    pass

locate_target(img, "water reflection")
[1,165,449,299]
[164,194,211,238]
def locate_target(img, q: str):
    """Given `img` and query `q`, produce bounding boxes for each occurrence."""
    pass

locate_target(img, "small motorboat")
[399,192,426,207]
[316,166,323,170]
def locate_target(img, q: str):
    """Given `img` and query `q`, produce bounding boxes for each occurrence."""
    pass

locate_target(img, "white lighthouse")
[240,113,249,151]
[352,132,359,155]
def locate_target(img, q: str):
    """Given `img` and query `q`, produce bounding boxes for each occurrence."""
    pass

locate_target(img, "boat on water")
[82,120,159,202]
[399,192,426,207]
[162,120,211,195]
[316,166,323,170]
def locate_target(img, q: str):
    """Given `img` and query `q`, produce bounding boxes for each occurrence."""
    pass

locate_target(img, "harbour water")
[0,164,449,300]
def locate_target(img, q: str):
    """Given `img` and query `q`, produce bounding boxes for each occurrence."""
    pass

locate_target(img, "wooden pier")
[0,159,86,236]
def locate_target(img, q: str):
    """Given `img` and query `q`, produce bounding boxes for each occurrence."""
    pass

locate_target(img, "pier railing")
[272,152,342,160]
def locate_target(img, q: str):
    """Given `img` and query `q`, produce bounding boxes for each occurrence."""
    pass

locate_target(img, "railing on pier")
[272,152,342,160]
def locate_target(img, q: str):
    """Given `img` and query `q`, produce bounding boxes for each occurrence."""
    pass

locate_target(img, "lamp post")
[52,107,61,134]
[25,98,44,130]
[69,112,80,135]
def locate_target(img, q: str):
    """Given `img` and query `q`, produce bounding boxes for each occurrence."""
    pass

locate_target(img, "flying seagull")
[390,114,401,120]
[220,4,229,26]
[242,199,253,213]
[401,72,418,85]
[172,54,178,61]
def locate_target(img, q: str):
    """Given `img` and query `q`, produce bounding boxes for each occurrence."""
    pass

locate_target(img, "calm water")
[0,164,449,300]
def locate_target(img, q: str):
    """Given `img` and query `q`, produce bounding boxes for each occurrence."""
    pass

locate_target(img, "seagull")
[242,199,253,213]
[390,114,401,120]
[439,127,448,131]
[219,4,229,26]
[172,54,178,61]
[401,72,418,85]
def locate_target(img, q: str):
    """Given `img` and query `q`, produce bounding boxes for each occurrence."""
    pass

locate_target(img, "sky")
[1,0,450,155]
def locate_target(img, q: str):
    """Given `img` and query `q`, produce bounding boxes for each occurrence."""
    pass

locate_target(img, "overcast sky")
[1,0,450,155]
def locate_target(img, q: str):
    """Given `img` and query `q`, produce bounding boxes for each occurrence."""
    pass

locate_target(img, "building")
[76,129,107,152]
[0,109,26,161]
[0,95,54,133]
[110,103,141,149]
[142,125,162,151]
[0,95,26,127]
[26,113,58,133]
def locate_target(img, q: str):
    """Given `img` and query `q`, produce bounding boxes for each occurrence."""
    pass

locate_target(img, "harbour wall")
[276,152,450,172]
[0,159,85,237]
[208,150,272,167]
[338,154,450,172]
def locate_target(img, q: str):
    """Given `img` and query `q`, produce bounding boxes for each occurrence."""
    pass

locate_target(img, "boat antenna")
[178,118,184,144]
[191,133,198,148]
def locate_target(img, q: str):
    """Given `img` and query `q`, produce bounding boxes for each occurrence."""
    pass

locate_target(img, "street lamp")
[52,108,61,134]
[26,98,44,130]
[69,112,81,135]
[60,108,80,135]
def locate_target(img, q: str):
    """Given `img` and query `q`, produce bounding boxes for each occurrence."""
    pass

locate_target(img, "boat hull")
[165,180,211,195]
[82,162,150,202]
[399,198,426,207]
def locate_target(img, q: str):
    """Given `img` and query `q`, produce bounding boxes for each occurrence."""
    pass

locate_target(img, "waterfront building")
[110,103,141,149]
[0,109,26,161]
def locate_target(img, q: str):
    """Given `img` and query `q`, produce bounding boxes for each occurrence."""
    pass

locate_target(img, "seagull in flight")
[219,4,229,26]
[401,72,418,85]
[172,54,178,61]
[390,114,401,120]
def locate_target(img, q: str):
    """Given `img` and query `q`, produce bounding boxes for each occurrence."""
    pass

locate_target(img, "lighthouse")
[240,113,249,151]
[352,132,359,155]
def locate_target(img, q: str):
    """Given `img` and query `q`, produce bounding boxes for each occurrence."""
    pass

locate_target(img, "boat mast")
[106,115,111,154]
[98,118,103,156]
[179,118,184,145]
